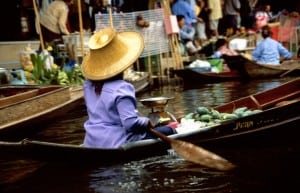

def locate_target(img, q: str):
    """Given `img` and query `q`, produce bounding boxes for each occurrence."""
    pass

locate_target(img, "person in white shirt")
[39,0,73,46]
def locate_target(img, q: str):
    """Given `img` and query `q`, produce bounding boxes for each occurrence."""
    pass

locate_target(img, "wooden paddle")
[149,128,236,171]
[280,66,300,77]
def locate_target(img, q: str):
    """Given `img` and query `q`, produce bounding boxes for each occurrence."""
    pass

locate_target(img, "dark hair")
[92,73,124,95]
[261,25,272,38]
[63,0,73,3]
[215,38,228,50]
[176,15,185,22]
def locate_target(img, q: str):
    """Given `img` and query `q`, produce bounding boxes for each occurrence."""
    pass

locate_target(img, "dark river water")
[0,76,298,193]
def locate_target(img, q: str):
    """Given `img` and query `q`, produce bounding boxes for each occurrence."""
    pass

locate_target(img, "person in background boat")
[81,28,177,148]
[254,5,269,31]
[211,38,238,71]
[38,0,73,46]
[264,4,282,23]
[211,38,238,58]
[252,25,293,65]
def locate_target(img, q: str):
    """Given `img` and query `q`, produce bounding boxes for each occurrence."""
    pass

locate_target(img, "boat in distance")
[172,67,242,85]
[223,55,300,78]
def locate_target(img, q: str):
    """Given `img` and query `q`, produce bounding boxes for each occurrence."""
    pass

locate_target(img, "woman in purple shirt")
[81,28,176,148]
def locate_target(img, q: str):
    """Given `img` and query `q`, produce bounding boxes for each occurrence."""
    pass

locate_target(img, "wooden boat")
[0,85,84,137]
[172,67,242,84]
[0,78,299,168]
[125,71,150,93]
[223,55,300,78]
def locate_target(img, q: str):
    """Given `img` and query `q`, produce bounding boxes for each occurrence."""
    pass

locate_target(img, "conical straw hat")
[82,27,144,80]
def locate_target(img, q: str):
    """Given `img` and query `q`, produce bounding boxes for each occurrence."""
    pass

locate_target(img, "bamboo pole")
[161,0,183,69]
[77,0,85,57]
[32,0,45,52]
[108,3,114,28]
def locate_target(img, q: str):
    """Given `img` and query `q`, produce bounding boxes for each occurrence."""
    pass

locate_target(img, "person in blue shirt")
[172,0,198,26]
[177,15,201,54]
[252,25,292,65]
[81,28,176,148]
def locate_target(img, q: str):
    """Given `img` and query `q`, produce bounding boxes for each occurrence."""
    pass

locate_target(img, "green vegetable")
[210,109,221,119]
[200,114,213,122]
[242,110,254,117]
[252,109,263,114]
[184,113,194,119]
[234,107,248,117]
[222,113,239,120]
[196,106,209,115]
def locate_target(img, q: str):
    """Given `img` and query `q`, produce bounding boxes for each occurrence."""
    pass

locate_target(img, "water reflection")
[88,153,236,193]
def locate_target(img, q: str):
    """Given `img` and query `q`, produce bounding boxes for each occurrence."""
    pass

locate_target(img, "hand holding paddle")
[149,128,236,171]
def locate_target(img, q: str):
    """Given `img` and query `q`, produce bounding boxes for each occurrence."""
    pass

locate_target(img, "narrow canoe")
[125,71,150,93]
[223,55,300,78]
[0,78,299,168]
[0,85,84,137]
[0,72,148,138]
[172,68,242,85]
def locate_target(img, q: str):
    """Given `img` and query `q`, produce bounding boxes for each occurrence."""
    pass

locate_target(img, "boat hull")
[0,78,299,168]
[0,102,299,167]
[173,68,242,85]
[0,85,84,138]
[224,55,300,78]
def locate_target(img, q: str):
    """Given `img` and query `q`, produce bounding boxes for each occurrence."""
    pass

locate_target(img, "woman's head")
[261,25,272,38]
[82,27,144,81]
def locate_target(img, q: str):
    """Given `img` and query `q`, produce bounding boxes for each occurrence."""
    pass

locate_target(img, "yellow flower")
[47,46,53,51]
[23,64,34,72]
[52,63,58,69]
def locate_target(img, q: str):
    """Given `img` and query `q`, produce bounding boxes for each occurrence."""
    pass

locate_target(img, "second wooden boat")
[0,85,84,137]
[172,68,242,85]
[125,71,150,93]
[223,55,300,78]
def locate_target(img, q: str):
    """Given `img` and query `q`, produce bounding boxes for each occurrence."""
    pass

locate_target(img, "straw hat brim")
[82,29,144,80]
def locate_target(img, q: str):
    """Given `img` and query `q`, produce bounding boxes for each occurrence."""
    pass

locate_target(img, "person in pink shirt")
[212,38,238,58]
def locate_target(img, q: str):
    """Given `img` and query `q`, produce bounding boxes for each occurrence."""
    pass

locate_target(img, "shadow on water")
[3,150,300,193]
[1,154,237,193]
[0,76,299,193]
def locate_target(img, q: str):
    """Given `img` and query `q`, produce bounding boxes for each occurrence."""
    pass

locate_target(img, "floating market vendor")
[252,25,293,65]
[81,28,177,148]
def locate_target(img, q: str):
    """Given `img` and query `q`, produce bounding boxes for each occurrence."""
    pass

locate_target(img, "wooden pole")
[32,0,45,52]
[161,0,183,69]
[77,0,85,57]
[108,3,114,28]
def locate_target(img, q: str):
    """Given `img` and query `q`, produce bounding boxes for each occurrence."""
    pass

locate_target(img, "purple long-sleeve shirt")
[83,79,149,148]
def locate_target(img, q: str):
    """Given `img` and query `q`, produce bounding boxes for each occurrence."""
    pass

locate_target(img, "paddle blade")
[171,139,235,171]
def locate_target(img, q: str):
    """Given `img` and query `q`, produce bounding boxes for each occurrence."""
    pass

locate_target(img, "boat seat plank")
[0,89,39,108]
[215,97,260,113]
[250,95,262,109]
[215,79,300,112]
[260,90,300,109]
